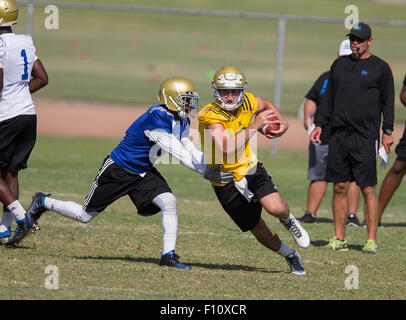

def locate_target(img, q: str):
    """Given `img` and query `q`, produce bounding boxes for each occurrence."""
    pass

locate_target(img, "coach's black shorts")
[395,125,406,159]
[326,129,377,187]
[0,115,37,171]
[83,156,172,216]
[213,161,278,232]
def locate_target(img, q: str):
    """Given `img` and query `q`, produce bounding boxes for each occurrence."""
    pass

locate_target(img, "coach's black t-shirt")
[315,54,394,139]
[306,71,330,144]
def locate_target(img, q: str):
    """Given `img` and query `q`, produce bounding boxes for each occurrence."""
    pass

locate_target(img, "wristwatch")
[384,129,392,135]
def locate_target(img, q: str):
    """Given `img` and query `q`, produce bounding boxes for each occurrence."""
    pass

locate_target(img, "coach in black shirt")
[311,22,394,254]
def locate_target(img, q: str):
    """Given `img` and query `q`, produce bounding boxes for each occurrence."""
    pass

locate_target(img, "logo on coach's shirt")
[320,79,328,95]
[361,70,368,76]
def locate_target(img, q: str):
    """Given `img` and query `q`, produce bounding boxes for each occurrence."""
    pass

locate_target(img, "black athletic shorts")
[395,125,406,159]
[83,156,172,216]
[213,161,278,232]
[0,114,37,171]
[326,129,377,187]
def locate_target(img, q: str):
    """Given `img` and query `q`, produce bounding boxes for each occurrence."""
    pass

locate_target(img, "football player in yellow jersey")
[198,65,310,275]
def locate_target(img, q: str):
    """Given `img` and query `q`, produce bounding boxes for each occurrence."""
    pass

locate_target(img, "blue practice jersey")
[110,104,190,173]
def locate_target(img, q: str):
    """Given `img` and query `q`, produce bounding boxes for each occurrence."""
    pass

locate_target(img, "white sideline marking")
[0,280,28,286]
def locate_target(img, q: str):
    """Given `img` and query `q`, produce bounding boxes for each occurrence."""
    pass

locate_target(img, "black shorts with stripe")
[213,161,278,232]
[0,115,37,171]
[83,155,172,216]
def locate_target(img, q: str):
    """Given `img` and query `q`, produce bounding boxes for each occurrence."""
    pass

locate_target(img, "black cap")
[346,22,372,40]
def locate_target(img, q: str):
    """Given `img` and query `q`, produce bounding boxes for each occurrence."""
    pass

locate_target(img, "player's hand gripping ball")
[257,110,280,135]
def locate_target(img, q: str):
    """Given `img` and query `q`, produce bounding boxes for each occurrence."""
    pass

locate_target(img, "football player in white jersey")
[0,0,48,246]
[14,77,233,269]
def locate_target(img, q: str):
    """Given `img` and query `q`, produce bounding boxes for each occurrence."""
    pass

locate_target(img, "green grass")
[11,0,406,122]
[1,135,405,299]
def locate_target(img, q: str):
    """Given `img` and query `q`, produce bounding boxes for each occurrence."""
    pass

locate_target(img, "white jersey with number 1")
[0,33,38,122]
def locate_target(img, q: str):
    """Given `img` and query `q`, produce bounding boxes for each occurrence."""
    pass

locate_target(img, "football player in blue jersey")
[11,76,233,269]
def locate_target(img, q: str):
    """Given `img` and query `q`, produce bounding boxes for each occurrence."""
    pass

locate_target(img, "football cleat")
[362,239,378,254]
[25,192,51,230]
[299,210,316,223]
[280,214,310,248]
[0,227,11,244]
[324,237,349,251]
[346,214,361,227]
[158,250,191,270]
[4,219,34,247]
[285,251,306,275]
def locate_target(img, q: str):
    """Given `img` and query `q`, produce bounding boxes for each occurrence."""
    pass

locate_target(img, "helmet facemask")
[170,89,199,120]
[161,87,199,120]
[212,83,247,111]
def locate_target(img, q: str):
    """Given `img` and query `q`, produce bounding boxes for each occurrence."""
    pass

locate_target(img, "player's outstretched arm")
[29,59,48,93]
[145,130,234,184]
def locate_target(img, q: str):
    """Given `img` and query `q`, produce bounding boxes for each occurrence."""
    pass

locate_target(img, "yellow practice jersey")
[198,92,259,186]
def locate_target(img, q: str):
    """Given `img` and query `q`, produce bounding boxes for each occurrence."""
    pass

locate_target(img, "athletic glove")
[203,165,234,184]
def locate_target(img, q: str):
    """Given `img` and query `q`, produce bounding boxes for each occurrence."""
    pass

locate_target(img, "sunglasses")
[349,35,367,43]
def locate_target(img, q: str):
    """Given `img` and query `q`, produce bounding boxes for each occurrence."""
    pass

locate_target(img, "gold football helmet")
[158,76,199,120]
[0,0,18,27]
[212,65,247,111]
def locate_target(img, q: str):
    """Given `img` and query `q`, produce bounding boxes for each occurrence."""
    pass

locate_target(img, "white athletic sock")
[280,213,293,224]
[0,211,13,231]
[153,192,178,255]
[7,200,26,221]
[44,197,97,223]
[277,241,295,257]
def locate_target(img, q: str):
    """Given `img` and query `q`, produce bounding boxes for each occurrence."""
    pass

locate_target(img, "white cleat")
[285,251,306,275]
[280,214,310,248]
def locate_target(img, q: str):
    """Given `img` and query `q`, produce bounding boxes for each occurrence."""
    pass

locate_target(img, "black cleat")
[158,250,191,270]
[26,192,50,229]
[298,211,316,223]
[346,214,361,227]
[5,219,34,247]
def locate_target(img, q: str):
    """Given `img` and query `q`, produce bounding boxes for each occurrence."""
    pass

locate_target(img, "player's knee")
[78,209,97,223]
[361,186,376,199]
[262,195,289,216]
[333,182,348,195]
[154,192,177,214]
[391,159,406,175]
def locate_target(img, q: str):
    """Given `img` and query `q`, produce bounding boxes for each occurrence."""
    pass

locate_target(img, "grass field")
[12,0,406,121]
[1,136,405,300]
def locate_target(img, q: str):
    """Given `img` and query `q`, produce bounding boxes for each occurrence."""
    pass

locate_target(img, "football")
[258,112,280,135]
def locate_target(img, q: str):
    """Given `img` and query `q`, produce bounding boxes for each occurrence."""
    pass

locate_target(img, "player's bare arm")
[303,99,316,130]
[29,59,48,93]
